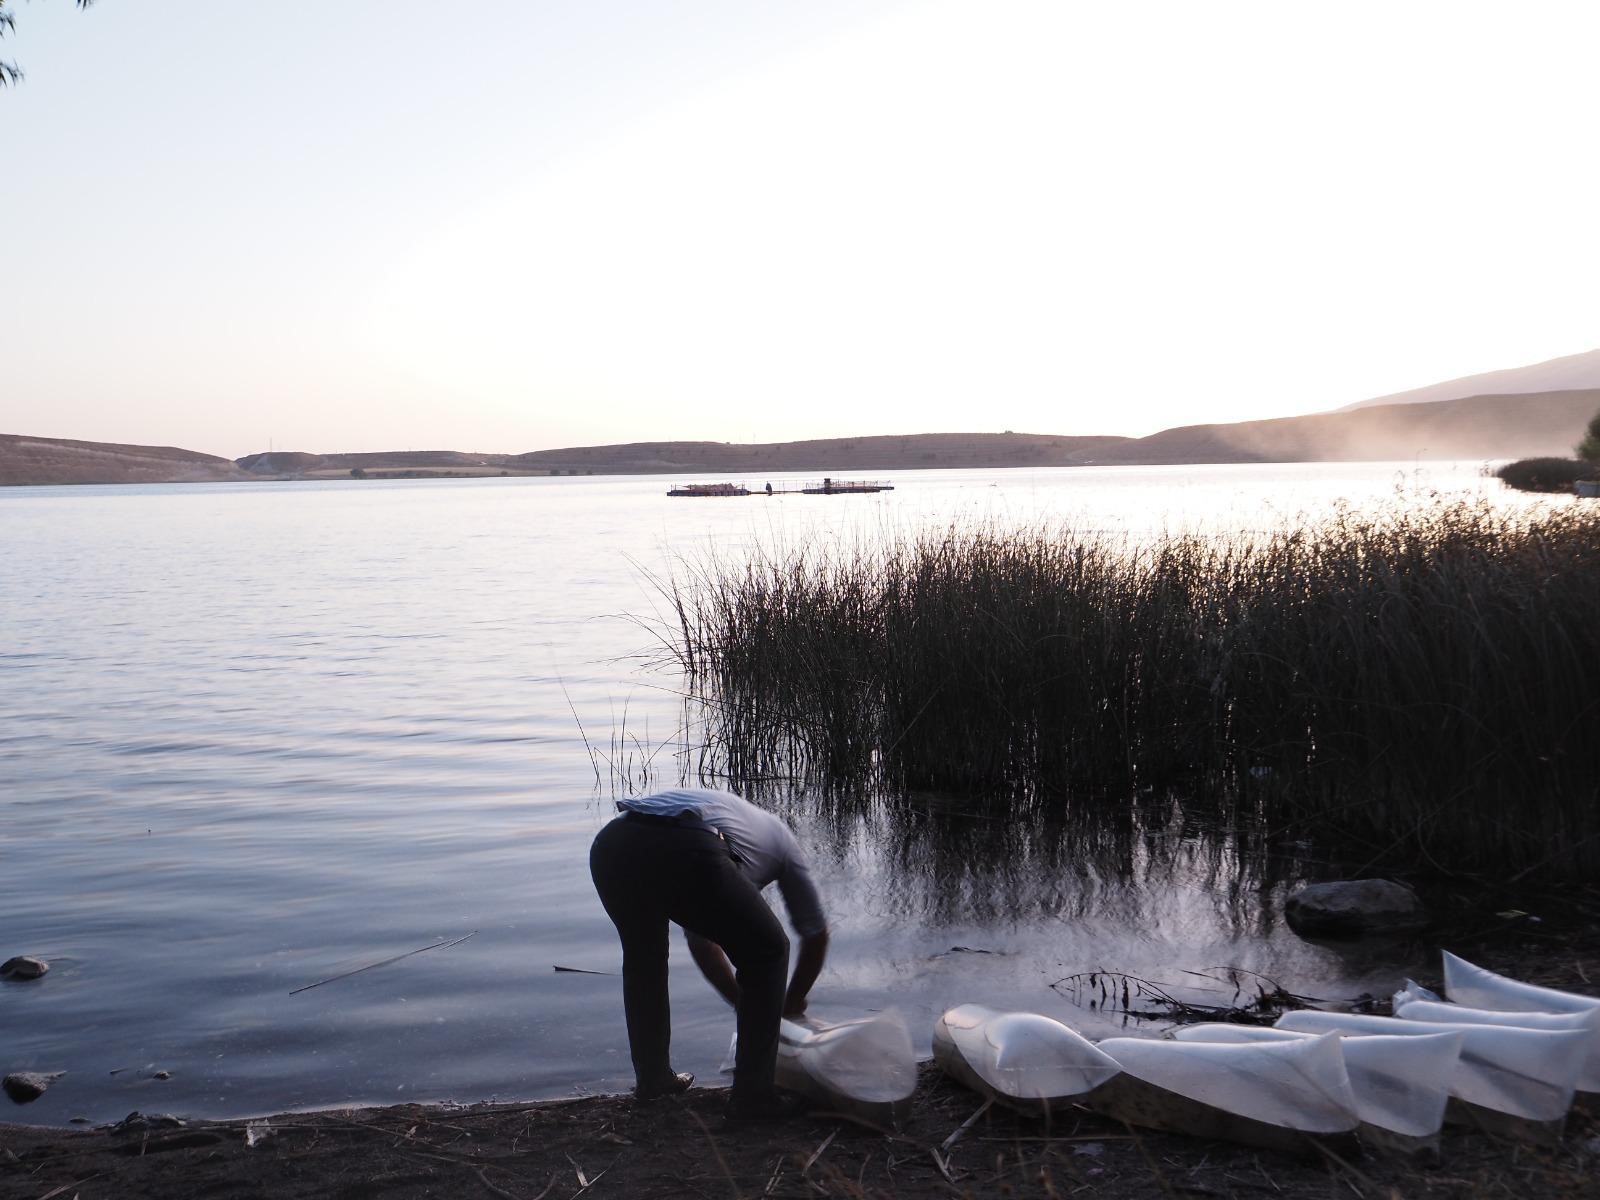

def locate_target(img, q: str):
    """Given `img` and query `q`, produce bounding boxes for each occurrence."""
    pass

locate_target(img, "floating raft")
[665,477,895,497]
[799,478,894,494]
[666,482,750,497]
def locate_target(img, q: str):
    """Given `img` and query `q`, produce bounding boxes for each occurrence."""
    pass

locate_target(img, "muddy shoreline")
[6,898,1598,1200]
[3,1063,1597,1200]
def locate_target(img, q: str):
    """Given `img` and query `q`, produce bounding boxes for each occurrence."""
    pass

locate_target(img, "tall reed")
[662,498,1600,881]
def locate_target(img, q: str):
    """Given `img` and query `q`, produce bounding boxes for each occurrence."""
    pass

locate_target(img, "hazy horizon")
[5,2,1599,460]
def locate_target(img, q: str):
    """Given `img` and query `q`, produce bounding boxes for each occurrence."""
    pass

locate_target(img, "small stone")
[1284,879,1429,938]
[4,1071,64,1103]
[109,1110,184,1132]
[0,956,49,981]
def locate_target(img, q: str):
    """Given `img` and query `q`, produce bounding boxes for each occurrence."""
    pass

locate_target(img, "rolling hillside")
[1106,389,1599,465]
[0,434,251,486]
[5,382,1596,485]
[1340,348,1600,411]
[509,432,1131,474]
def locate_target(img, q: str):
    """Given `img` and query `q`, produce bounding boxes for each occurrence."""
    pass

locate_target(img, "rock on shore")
[3,1072,63,1104]
[1284,879,1429,938]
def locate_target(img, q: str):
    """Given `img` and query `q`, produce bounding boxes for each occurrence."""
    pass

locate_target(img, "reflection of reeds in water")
[659,498,1600,882]
[791,790,1305,934]
[804,786,1313,937]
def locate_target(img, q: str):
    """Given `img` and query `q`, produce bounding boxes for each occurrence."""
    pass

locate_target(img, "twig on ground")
[800,1109,920,1143]
[762,1157,784,1197]
[977,1134,1139,1143]
[940,1098,994,1155]
[472,1164,520,1200]
[682,1105,740,1200]
[800,1128,838,1175]
[1253,1152,1283,1194]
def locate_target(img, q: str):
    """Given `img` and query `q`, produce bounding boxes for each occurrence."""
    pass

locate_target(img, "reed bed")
[662,498,1600,881]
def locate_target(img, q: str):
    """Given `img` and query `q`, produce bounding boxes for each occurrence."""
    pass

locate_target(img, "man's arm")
[685,932,741,1008]
[687,926,828,1017]
[783,928,829,1017]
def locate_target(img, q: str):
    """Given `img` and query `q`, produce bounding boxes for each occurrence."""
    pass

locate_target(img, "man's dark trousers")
[590,812,790,1099]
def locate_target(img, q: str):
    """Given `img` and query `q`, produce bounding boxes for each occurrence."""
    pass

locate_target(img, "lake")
[0,461,1536,1125]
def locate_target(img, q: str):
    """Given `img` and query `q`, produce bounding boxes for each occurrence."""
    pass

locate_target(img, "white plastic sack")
[1174,1023,1460,1139]
[732,1011,917,1125]
[1095,1032,1360,1133]
[1277,1009,1585,1122]
[933,1004,1122,1102]
[785,1011,916,1103]
[1442,951,1600,1015]
[722,1011,918,1123]
[1392,996,1600,1092]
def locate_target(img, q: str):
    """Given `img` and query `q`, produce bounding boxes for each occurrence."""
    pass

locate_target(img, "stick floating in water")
[552,965,619,975]
[290,932,478,995]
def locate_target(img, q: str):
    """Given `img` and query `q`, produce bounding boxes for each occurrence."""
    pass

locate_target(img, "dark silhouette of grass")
[1495,457,1590,493]
[663,498,1600,881]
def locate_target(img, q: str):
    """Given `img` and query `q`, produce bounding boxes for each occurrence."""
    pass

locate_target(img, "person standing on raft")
[589,787,829,1121]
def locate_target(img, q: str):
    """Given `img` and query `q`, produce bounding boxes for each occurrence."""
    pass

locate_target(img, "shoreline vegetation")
[1497,410,1600,493]
[663,497,1600,882]
[4,387,1599,485]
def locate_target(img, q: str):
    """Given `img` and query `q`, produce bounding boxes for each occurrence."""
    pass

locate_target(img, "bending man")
[589,787,829,1121]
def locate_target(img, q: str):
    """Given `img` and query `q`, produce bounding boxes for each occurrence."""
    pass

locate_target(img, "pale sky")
[4,1,1598,460]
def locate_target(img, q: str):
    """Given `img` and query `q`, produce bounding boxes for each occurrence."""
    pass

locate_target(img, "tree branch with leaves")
[1,0,95,87]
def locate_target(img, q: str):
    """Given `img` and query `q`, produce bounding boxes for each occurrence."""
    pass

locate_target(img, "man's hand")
[783,928,829,1019]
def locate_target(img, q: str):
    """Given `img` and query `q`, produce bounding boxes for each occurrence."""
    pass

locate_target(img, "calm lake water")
[0,461,1544,1125]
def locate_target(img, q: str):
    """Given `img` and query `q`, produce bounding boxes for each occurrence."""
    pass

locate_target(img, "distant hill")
[508,392,1596,472]
[1100,389,1600,465]
[230,433,1132,477]
[0,434,250,486]
[509,432,1131,474]
[1340,349,1600,411]
[6,383,1597,486]
[235,449,520,478]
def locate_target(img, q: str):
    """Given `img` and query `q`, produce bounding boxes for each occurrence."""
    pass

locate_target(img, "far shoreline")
[6,386,1596,485]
